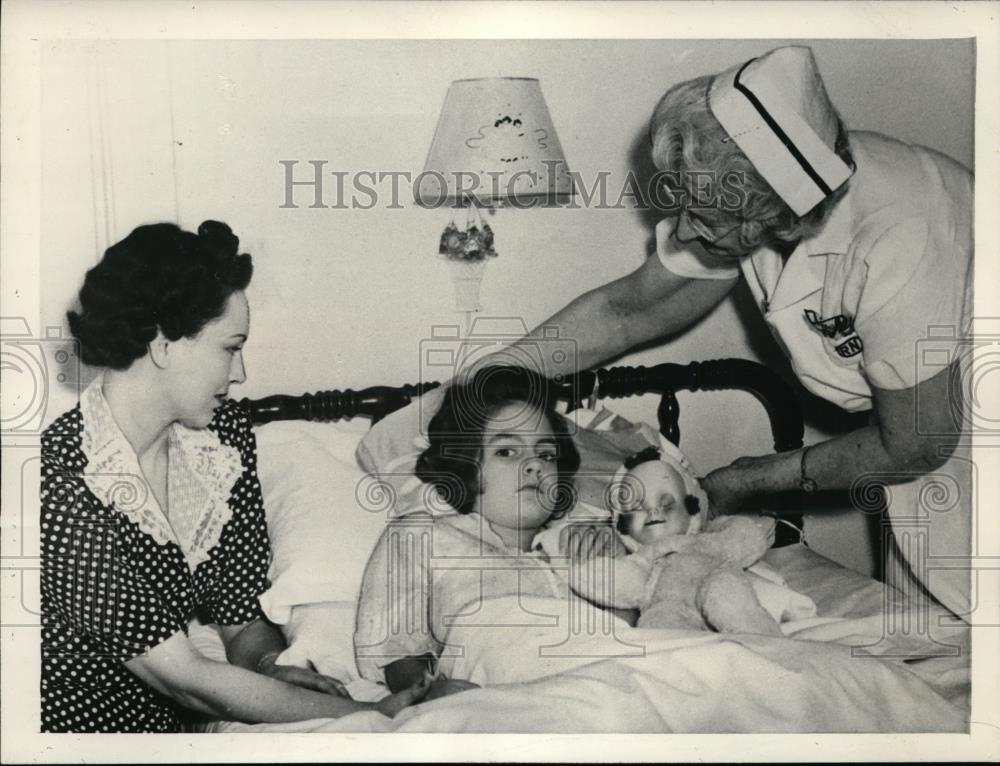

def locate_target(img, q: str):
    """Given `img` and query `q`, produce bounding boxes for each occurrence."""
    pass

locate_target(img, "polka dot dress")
[40,400,271,733]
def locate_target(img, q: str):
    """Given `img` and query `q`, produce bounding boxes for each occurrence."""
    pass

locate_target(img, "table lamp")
[415,77,574,314]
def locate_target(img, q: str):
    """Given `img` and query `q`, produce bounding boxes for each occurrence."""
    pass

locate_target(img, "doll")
[573,447,813,635]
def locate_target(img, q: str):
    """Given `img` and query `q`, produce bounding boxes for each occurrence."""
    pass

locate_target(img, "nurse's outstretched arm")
[510,255,738,377]
[701,362,963,514]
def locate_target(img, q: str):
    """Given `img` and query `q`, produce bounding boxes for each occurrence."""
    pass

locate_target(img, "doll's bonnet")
[609,442,711,548]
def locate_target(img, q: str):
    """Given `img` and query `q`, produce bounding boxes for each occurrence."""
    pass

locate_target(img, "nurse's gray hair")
[649,76,854,247]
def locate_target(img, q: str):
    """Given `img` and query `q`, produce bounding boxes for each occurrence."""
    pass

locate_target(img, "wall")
[38,38,974,576]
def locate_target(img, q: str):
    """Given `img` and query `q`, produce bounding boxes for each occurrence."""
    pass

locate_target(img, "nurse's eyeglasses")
[679,209,743,244]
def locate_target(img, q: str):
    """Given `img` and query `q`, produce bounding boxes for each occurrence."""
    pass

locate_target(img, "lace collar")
[79,374,243,571]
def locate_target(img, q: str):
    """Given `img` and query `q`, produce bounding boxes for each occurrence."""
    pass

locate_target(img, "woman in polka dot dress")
[40,221,429,732]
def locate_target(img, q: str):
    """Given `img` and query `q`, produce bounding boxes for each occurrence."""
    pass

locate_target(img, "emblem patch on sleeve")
[803,309,864,358]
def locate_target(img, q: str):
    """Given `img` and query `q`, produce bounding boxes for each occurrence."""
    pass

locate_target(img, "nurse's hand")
[701,460,758,518]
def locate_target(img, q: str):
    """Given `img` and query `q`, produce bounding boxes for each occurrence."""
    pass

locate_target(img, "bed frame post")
[244,360,803,452]
[244,382,440,425]
[580,359,805,453]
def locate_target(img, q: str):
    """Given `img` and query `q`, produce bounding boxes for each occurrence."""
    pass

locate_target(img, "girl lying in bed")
[354,366,623,697]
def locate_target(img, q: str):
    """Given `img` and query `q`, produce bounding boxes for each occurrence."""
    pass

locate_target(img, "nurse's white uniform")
[658,130,974,621]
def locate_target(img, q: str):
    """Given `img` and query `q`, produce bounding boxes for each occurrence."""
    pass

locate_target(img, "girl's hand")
[560,523,626,561]
[644,534,693,559]
[258,654,349,697]
[375,675,433,718]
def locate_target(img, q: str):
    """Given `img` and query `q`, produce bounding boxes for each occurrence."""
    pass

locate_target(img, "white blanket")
[204,545,969,733]
[207,611,965,732]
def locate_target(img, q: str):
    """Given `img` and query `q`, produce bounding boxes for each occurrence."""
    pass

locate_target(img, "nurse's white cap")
[709,46,853,217]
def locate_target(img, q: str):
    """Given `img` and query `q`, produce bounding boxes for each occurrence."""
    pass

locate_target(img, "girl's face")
[618,459,690,545]
[476,402,561,539]
[162,290,249,428]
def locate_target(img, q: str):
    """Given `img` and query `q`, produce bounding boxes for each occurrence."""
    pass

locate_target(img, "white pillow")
[254,419,388,681]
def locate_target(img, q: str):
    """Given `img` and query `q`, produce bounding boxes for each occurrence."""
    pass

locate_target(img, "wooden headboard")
[242,358,806,544]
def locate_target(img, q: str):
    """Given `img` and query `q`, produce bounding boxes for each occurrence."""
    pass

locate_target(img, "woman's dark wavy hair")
[67,220,253,369]
[415,366,581,517]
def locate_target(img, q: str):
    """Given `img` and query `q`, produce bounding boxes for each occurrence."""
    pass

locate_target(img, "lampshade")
[415,77,574,206]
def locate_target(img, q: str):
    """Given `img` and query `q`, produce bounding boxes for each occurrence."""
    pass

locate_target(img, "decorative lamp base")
[448,259,488,312]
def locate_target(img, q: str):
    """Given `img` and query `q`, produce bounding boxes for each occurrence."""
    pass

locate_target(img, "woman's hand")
[257,653,348,697]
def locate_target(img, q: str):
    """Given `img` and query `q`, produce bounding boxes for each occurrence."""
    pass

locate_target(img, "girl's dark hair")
[67,220,253,369]
[415,366,581,516]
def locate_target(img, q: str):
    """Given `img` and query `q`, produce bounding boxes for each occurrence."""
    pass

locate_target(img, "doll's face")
[618,460,690,545]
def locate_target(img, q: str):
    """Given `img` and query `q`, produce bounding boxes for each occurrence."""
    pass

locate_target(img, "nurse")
[508,46,973,619]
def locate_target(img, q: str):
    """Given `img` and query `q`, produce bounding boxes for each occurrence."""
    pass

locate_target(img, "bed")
[189,359,970,733]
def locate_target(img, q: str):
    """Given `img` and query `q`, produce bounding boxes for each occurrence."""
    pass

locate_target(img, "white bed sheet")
[199,543,969,733]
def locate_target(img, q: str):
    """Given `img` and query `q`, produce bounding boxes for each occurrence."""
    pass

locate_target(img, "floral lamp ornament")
[416,77,573,317]
[439,207,497,312]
